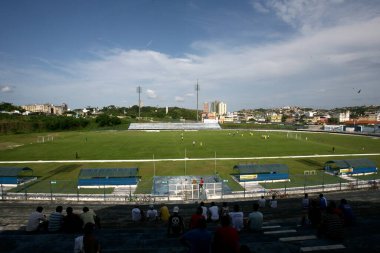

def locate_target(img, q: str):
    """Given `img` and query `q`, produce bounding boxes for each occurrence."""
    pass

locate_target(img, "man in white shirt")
[270,195,277,208]
[200,201,208,220]
[26,206,47,232]
[229,204,244,231]
[208,202,219,221]
[258,196,266,208]
[131,205,142,221]
[248,203,263,231]
[146,204,158,221]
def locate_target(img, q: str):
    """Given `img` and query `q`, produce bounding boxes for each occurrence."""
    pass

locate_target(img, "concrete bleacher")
[128,122,221,130]
[1,190,380,253]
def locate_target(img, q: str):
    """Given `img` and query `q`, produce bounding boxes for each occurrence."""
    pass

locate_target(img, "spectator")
[300,193,310,226]
[199,177,204,189]
[229,204,244,232]
[302,193,310,210]
[74,222,101,253]
[131,205,143,222]
[189,206,204,230]
[319,203,344,241]
[247,203,263,232]
[200,202,208,220]
[146,204,158,221]
[308,199,321,228]
[26,206,48,232]
[319,193,328,210]
[160,204,170,223]
[208,202,219,222]
[63,207,83,233]
[212,215,240,253]
[220,202,229,217]
[269,195,277,208]
[168,206,185,237]
[80,207,97,228]
[48,205,64,232]
[258,196,266,208]
[339,199,354,225]
[180,218,212,253]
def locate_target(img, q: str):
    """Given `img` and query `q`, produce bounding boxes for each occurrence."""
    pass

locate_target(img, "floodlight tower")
[136,86,142,119]
[195,80,200,122]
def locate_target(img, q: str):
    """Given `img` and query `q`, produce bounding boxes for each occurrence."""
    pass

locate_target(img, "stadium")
[1,122,380,253]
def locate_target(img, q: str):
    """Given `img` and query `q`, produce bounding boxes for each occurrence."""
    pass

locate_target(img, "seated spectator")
[258,196,266,208]
[308,199,321,228]
[208,202,219,222]
[339,199,354,225]
[213,215,240,253]
[180,218,212,253]
[146,204,158,221]
[300,193,310,226]
[48,205,64,232]
[26,206,48,232]
[319,193,328,211]
[63,207,83,233]
[319,203,344,241]
[269,195,277,208]
[302,193,310,210]
[80,207,97,228]
[200,201,208,220]
[220,202,229,217]
[160,204,170,223]
[229,204,244,232]
[131,205,143,222]
[168,206,185,237]
[189,206,204,230]
[247,203,263,232]
[74,222,101,253]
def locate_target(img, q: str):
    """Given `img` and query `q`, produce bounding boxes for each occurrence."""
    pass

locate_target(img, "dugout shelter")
[0,167,34,185]
[78,168,140,188]
[233,164,289,182]
[324,158,378,176]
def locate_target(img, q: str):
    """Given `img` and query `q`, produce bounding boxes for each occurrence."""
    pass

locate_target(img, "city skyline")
[1,0,380,112]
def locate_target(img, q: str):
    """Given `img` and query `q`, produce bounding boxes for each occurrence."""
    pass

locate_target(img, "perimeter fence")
[0,173,378,203]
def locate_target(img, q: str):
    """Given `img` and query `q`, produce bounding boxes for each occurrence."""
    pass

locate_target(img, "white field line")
[0,153,379,164]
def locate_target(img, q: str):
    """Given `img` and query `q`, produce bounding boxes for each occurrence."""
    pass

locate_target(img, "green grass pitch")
[1,130,379,193]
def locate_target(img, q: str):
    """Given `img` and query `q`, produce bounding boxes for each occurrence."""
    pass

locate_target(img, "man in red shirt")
[212,215,240,253]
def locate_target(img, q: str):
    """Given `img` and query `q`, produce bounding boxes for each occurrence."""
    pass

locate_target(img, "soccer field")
[1,130,379,193]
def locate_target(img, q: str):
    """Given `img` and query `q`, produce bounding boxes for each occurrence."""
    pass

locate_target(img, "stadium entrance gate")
[168,182,222,200]
[153,176,223,200]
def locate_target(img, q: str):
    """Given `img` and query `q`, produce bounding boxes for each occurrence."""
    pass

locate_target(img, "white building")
[210,101,227,116]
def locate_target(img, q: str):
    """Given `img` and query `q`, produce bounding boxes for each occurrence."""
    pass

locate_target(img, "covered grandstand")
[128,122,221,130]
[0,167,34,185]
[233,164,290,182]
[78,168,140,188]
[324,158,378,176]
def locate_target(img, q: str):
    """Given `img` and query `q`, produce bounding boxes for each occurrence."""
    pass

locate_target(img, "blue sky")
[1,0,380,111]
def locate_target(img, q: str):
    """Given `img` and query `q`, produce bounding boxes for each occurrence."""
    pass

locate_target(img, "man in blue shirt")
[180,218,212,253]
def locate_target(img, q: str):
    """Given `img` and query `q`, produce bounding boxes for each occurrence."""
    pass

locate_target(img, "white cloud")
[146,89,157,99]
[175,96,185,102]
[251,1,270,13]
[0,85,13,93]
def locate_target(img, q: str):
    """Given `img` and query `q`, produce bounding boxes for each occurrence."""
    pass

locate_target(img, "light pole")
[195,80,200,122]
[136,86,142,119]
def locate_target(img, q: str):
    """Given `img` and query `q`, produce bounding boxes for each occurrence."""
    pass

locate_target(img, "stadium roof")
[0,167,33,177]
[79,168,139,178]
[128,122,221,130]
[233,164,289,174]
[324,158,377,169]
